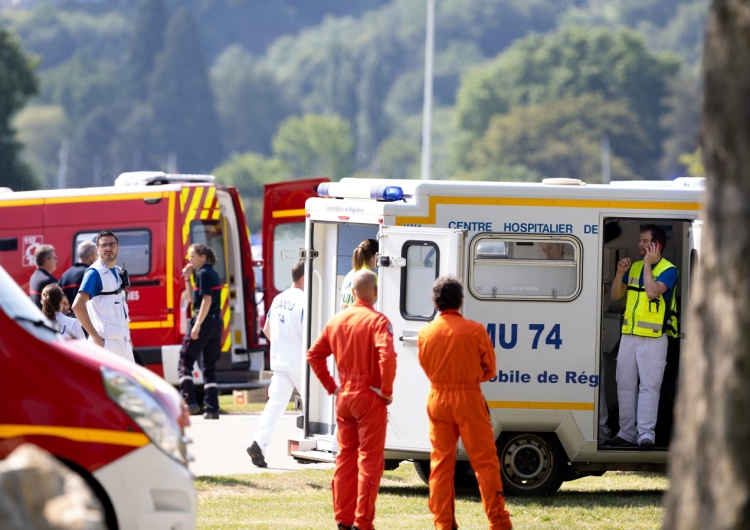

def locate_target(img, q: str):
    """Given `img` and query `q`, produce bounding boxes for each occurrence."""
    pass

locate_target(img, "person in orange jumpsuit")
[418,276,512,530]
[307,270,397,530]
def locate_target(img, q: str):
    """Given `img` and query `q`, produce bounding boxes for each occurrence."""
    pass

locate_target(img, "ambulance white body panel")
[291,177,703,495]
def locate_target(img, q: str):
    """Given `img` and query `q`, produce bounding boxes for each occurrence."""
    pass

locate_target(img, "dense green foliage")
[0,0,708,196]
[0,24,38,190]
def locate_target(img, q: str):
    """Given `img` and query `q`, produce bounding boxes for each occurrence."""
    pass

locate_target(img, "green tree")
[4,4,76,69]
[0,26,39,190]
[38,52,120,126]
[468,94,647,181]
[272,114,354,181]
[455,26,680,176]
[213,153,289,232]
[211,45,294,156]
[660,67,702,178]
[14,105,69,189]
[125,0,167,101]
[148,8,222,172]
[66,106,118,187]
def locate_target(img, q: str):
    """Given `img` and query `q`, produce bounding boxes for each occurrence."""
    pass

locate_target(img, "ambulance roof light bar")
[317,182,405,202]
[115,171,215,187]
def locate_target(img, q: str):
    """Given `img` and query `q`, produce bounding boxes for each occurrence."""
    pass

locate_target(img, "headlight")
[102,367,189,465]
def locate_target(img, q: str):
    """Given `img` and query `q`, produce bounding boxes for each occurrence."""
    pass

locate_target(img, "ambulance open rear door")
[376,225,465,455]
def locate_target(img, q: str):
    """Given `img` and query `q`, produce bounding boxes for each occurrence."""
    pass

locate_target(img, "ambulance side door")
[377,225,465,451]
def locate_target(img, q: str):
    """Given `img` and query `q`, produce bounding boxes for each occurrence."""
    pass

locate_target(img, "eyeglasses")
[98,242,118,249]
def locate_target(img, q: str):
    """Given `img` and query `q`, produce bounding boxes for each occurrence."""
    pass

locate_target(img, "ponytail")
[190,243,217,265]
[41,284,64,321]
[351,239,379,270]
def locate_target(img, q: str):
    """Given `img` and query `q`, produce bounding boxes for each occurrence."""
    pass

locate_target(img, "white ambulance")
[289,176,703,495]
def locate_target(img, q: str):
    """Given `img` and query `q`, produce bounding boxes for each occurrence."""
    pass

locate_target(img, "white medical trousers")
[253,369,302,453]
[92,336,135,363]
[615,334,667,445]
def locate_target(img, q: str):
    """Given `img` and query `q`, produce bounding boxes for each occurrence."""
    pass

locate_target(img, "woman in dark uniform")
[178,243,223,419]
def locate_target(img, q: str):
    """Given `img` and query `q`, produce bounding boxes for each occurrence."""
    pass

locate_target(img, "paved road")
[186,412,334,476]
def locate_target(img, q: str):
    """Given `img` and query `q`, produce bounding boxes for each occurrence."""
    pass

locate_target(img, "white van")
[289,177,703,495]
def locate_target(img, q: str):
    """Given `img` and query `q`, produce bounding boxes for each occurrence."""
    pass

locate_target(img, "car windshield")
[0,265,60,342]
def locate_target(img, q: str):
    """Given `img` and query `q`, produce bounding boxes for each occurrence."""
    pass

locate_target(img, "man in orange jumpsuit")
[418,276,512,530]
[307,270,397,530]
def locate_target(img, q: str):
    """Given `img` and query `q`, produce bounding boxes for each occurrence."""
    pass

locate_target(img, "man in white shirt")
[247,260,305,467]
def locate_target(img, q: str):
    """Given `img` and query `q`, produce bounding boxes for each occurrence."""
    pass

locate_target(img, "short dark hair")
[641,224,667,250]
[432,276,464,311]
[291,260,304,282]
[95,231,119,245]
[34,244,55,266]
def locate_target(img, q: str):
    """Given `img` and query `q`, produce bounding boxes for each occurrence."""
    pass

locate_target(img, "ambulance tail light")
[316,182,404,202]
[102,367,189,466]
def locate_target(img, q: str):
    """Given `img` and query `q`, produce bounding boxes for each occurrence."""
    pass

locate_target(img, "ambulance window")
[190,221,227,283]
[273,222,305,291]
[402,242,438,319]
[74,229,151,277]
[469,236,581,301]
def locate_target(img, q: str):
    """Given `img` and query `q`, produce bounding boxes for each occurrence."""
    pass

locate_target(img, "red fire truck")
[0,172,325,391]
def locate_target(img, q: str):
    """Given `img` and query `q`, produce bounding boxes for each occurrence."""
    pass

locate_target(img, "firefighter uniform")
[418,309,512,530]
[307,298,397,530]
[178,263,223,415]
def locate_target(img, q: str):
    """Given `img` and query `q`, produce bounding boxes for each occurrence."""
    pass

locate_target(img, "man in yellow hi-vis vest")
[606,224,678,450]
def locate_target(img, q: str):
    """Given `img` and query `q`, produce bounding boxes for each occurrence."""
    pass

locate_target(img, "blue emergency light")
[370,185,404,202]
[316,182,404,202]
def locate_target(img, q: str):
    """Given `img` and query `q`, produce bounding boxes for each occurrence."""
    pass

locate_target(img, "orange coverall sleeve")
[476,323,497,383]
[374,316,397,397]
[307,327,339,395]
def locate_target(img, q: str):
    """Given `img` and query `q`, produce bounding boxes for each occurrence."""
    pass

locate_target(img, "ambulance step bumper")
[290,450,336,464]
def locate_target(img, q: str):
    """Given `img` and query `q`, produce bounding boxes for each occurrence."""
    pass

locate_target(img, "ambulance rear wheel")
[413,459,476,488]
[497,432,566,496]
[413,460,430,484]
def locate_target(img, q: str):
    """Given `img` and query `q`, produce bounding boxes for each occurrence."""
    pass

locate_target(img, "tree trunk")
[663,1,750,529]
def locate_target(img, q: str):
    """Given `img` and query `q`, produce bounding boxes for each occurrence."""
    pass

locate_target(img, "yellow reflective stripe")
[397,196,702,225]
[200,187,215,220]
[486,401,595,411]
[129,317,174,329]
[636,321,662,330]
[272,208,306,219]
[0,424,149,447]
[185,188,204,245]
[0,192,167,208]
[221,284,231,352]
[167,192,176,311]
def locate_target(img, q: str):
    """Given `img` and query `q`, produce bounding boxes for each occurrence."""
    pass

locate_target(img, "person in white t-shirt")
[41,283,85,340]
[247,260,305,468]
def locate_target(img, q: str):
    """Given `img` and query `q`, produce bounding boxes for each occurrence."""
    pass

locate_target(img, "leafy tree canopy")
[466,93,648,182]
[0,25,39,190]
[456,26,680,140]
[272,114,355,181]
[213,152,289,232]
[148,7,222,172]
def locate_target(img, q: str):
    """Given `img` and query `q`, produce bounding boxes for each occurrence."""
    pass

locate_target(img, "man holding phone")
[607,224,678,450]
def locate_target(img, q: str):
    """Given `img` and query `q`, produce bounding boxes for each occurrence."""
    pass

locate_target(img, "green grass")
[196,464,667,529]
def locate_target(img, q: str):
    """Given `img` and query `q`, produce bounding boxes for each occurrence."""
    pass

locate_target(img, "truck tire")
[496,432,566,496]
[413,460,430,485]
[413,459,477,489]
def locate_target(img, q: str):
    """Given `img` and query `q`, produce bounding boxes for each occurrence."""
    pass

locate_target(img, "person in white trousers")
[247,260,305,467]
